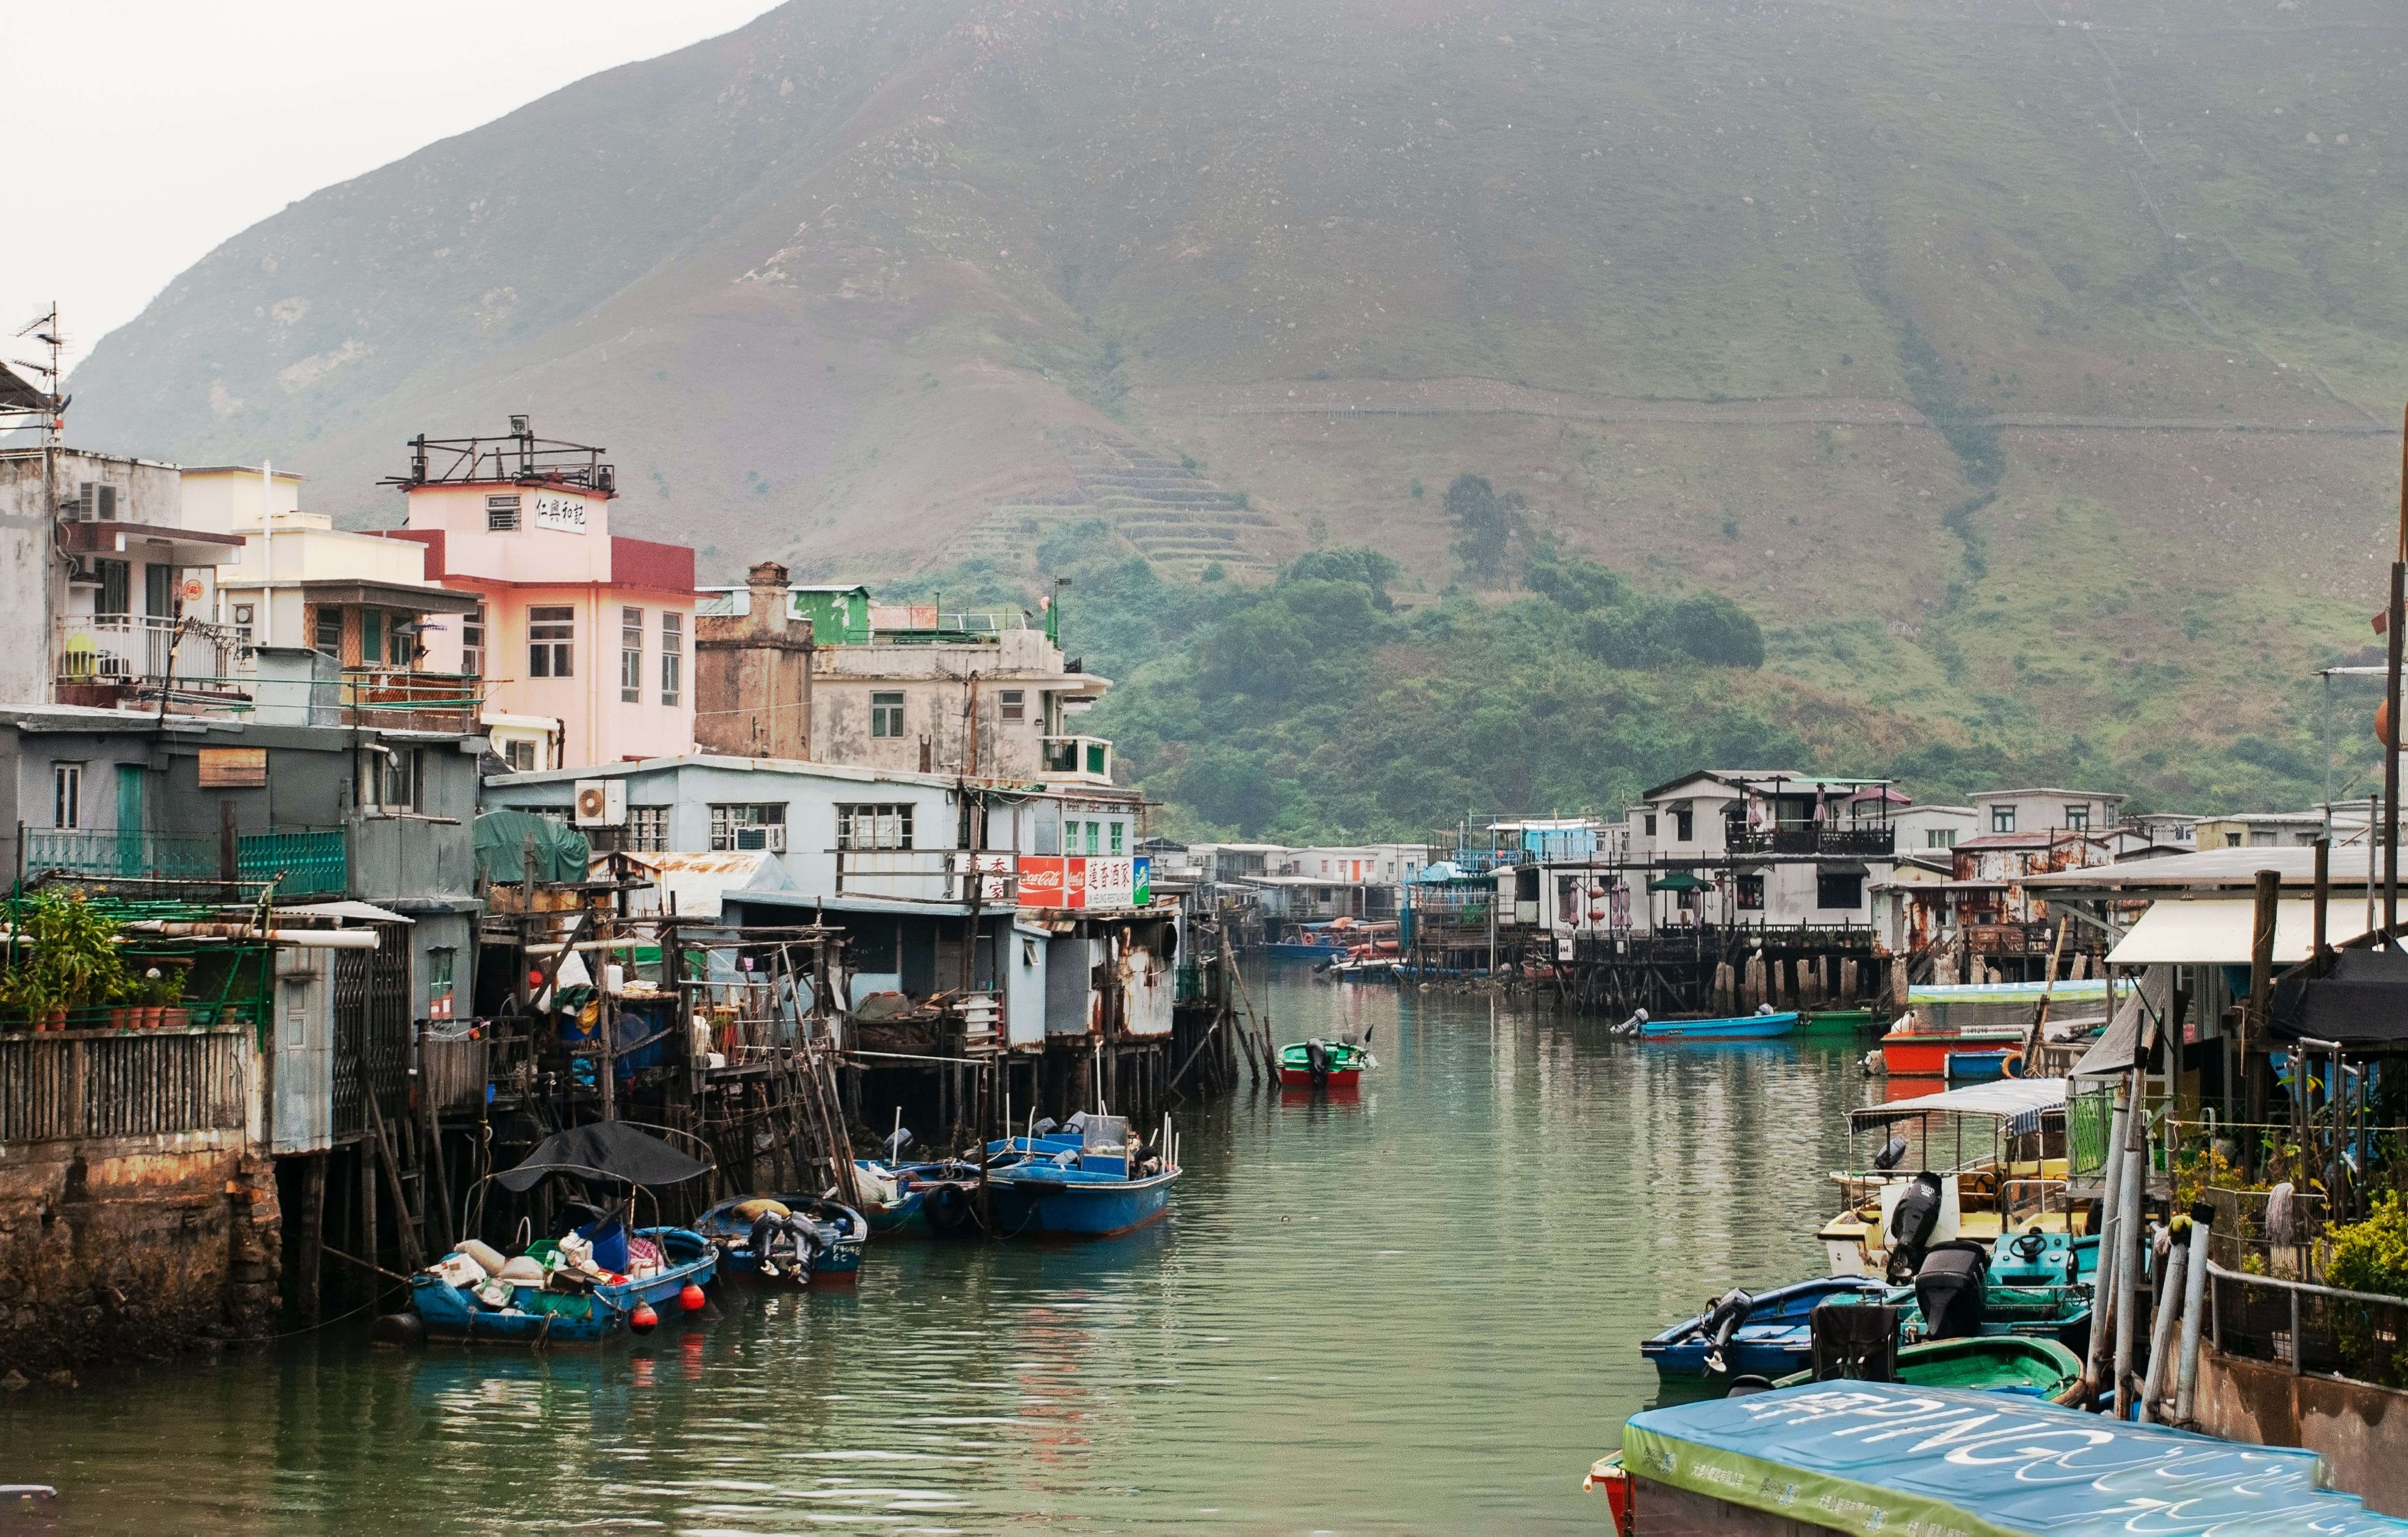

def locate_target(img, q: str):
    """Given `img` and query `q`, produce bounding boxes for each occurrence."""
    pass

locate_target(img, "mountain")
[63,0,2408,821]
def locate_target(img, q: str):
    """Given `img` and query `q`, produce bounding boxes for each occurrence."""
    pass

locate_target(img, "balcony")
[55,614,249,706]
[1039,735,1115,785]
[24,827,348,896]
[1725,825,1896,858]
[339,666,483,733]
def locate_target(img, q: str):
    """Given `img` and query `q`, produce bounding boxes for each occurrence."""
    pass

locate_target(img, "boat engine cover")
[1914,1240,1990,1340]
[1886,1171,1946,1278]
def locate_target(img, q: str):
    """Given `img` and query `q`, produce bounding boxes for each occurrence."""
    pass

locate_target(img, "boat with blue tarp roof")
[1587,1381,2408,1535]
[975,1112,1181,1238]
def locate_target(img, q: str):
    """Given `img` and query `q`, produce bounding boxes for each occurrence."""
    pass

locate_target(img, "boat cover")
[1621,1381,2408,1536]
[1906,980,2121,1005]
[2274,946,2408,1047]
[475,811,593,884]
[497,1123,709,1191]
[1848,1078,2064,1136]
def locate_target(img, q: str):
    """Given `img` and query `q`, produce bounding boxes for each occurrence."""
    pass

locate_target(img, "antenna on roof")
[1,302,66,447]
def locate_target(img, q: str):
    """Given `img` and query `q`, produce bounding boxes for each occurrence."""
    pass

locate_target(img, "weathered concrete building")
[694,561,813,760]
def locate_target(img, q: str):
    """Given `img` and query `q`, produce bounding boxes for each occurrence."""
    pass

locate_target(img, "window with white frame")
[710,802,788,851]
[486,494,521,532]
[504,739,536,772]
[620,606,644,703]
[426,947,457,1019]
[660,612,683,706]
[462,604,485,677]
[529,606,574,678]
[871,691,904,738]
[53,763,82,829]
[1990,805,2017,834]
[836,803,914,851]
[1000,689,1025,722]
[627,806,668,853]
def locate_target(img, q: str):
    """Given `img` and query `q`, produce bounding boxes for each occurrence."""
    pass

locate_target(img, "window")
[315,606,342,654]
[145,563,177,619]
[835,803,912,851]
[426,947,457,1021]
[620,606,644,703]
[1000,689,1025,722]
[1110,820,1125,855]
[1085,820,1102,856]
[2063,804,2089,831]
[1990,805,2017,834]
[503,739,536,772]
[390,614,414,666]
[528,605,574,678]
[462,605,485,677]
[231,603,255,644]
[712,802,790,852]
[363,747,423,813]
[486,494,522,532]
[1735,873,1765,910]
[626,806,668,853]
[870,691,904,737]
[1817,871,1865,910]
[2248,830,2276,848]
[2224,831,2243,848]
[97,559,129,617]
[660,612,683,706]
[53,764,82,829]
[1673,808,1694,843]
[361,609,384,666]
[1643,814,1657,837]
[1925,829,1957,849]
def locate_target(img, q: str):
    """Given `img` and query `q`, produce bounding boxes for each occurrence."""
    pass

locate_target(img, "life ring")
[924,1183,975,1236]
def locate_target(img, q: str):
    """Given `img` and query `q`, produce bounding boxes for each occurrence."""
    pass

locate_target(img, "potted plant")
[18,890,129,1033]
[158,967,190,1031]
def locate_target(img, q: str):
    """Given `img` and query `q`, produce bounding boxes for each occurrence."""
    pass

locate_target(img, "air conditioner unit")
[573,779,626,828]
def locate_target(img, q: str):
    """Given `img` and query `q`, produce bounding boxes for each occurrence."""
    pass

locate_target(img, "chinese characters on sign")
[530,494,588,533]
[1015,855,1152,910]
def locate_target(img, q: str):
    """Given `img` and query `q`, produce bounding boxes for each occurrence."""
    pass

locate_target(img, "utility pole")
[2389,400,2407,932]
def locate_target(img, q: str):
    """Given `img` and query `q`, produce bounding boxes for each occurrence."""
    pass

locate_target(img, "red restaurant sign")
[1015,855,1150,910]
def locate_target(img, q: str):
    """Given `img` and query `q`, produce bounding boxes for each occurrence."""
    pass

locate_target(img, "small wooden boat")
[1639,1011,1798,1041]
[1277,1036,1374,1089]
[1797,1007,1874,1035]
[979,1114,1181,1239]
[409,1227,717,1345]
[1769,1334,2085,1405]
[693,1194,868,1286]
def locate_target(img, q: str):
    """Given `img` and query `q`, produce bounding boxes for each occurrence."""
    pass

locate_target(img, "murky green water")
[2,969,1858,1535]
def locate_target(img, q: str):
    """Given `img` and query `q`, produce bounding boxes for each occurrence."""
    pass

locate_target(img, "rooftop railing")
[1040,735,1115,784]
[24,827,348,896]
[1726,826,1896,858]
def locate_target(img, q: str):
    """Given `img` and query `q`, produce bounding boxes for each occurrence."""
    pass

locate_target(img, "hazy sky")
[1,0,780,383]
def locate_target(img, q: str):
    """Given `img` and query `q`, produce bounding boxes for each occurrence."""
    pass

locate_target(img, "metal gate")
[333,923,413,1142]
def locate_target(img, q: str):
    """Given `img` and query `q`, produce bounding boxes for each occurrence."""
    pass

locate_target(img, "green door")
[114,764,146,875]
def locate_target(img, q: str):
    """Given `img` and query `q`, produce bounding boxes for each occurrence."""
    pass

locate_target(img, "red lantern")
[679,1283,707,1313]
[630,1302,659,1334]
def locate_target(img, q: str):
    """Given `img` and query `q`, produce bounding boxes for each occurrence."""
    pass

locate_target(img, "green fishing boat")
[1798,1007,1875,1035]
[1277,1036,1374,1091]
[1771,1335,2084,1405]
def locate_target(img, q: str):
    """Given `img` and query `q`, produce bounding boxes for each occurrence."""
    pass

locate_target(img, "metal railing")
[1726,826,1897,857]
[55,613,245,687]
[1040,735,1114,781]
[2209,1260,2408,1390]
[24,827,347,895]
[0,1028,249,1143]
[339,666,482,731]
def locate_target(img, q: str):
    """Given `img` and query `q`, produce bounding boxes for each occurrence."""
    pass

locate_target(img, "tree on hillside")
[1669,594,1764,668]
[1445,474,1523,584]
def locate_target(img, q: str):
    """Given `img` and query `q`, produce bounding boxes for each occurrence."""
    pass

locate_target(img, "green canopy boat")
[1771,1335,2084,1406]
[1277,1037,1373,1091]
[1797,1007,1875,1035]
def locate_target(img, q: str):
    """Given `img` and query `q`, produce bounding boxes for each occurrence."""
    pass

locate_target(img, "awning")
[1648,871,1710,892]
[2069,993,2146,1078]
[496,1122,710,1191]
[1849,1077,2065,1129]
[2106,898,2372,967]
[278,900,415,925]
[2274,947,2408,1047]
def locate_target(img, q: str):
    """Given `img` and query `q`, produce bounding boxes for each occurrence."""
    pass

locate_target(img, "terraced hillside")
[56,0,2408,814]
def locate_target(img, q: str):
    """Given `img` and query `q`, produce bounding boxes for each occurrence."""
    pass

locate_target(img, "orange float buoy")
[630,1302,659,1334]
[679,1283,707,1313]
[2381,699,2398,751]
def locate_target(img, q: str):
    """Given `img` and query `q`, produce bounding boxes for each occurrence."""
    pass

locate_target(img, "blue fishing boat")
[1596,1381,2408,1536]
[408,1226,717,1345]
[693,1194,868,1286]
[1643,1273,2092,1380]
[1260,921,1364,961]
[1638,1010,1798,1041]
[850,1160,932,1233]
[978,1113,1181,1239]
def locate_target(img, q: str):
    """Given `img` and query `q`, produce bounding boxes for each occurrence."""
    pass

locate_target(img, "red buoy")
[679,1283,707,1313]
[629,1302,659,1334]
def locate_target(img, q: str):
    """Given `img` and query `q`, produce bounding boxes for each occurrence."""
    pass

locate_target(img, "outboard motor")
[1885,1171,1946,1282]
[1305,1037,1334,1089]
[1873,1134,1910,1172]
[1031,1117,1059,1139]
[882,1126,913,1161]
[1914,1240,1990,1340]
[1699,1287,1754,1376]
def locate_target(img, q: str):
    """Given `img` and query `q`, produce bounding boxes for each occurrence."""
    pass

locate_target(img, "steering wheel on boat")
[2009,1230,2049,1262]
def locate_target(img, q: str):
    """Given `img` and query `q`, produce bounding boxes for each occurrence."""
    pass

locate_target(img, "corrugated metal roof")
[599,849,794,920]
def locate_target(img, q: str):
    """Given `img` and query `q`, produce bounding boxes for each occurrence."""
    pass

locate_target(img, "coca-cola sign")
[1017,855,1151,910]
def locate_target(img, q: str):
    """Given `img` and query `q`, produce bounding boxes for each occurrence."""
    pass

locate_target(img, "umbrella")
[1647,871,1710,892]
[496,1122,709,1192]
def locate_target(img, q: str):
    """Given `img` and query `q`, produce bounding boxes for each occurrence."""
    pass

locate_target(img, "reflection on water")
[1,971,1855,1535]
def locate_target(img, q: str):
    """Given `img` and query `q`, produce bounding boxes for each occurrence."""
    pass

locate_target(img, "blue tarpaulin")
[1622,1382,2408,1536]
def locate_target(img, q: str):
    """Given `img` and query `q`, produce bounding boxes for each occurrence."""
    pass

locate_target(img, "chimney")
[746,561,789,636]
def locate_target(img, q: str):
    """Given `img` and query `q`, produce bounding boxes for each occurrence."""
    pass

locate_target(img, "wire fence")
[2211,1263,2408,1391]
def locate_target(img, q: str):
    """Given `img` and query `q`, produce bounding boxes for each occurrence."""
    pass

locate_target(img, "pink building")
[380,422,695,769]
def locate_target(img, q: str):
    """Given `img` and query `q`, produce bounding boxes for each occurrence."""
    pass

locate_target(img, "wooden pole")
[2312,836,2331,976]
[2245,869,2279,1171]
[2388,406,2404,929]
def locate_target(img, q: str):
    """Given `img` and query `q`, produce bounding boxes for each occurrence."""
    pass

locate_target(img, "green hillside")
[59,0,2408,824]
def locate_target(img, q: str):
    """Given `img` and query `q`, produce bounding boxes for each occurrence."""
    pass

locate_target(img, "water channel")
[3,966,1861,1535]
